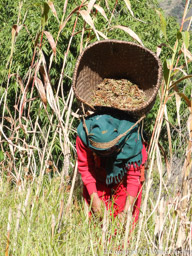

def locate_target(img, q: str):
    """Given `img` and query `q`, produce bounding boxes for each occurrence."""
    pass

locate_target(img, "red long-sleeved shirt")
[76,136,147,195]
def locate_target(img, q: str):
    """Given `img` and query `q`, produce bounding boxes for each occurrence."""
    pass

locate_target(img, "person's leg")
[110,174,142,249]
[110,179,127,217]
[112,173,142,221]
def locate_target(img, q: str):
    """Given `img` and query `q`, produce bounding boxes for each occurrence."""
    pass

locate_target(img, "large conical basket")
[72,40,162,117]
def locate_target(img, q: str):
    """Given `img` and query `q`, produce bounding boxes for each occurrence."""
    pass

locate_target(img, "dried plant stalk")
[169,215,178,254]
[51,214,56,238]
[5,208,12,256]
[13,186,22,251]
[123,210,132,251]
[102,207,108,246]
[181,113,192,209]
[65,161,78,212]
[176,222,186,248]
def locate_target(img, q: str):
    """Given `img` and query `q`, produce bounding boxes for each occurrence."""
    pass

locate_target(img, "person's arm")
[118,143,148,220]
[76,136,97,194]
[76,136,103,214]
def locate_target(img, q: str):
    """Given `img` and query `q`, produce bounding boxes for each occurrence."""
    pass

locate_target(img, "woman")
[76,113,147,225]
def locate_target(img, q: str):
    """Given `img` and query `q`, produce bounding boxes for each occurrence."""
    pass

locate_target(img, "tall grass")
[0,0,192,255]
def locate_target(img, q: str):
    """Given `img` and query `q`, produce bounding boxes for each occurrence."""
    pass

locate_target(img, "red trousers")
[83,175,143,225]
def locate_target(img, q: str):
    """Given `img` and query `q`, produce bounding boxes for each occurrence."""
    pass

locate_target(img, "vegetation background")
[0,0,191,255]
[159,0,192,29]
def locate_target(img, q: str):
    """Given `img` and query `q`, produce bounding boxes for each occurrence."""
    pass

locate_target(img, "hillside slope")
[159,0,192,29]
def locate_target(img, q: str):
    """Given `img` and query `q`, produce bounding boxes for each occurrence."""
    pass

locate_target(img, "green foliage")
[0,151,4,161]
[0,0,176,86]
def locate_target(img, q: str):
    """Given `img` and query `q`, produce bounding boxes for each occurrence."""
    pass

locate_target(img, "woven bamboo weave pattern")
[73,40,162,116]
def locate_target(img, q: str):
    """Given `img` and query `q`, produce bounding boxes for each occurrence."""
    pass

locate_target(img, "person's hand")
[90,192,105,218]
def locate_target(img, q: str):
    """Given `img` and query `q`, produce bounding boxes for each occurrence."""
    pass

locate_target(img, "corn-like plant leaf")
[0,151,4,162]
[34,77,47,106]
[163,59,169,85]
[156,10,167,39]
[41,2,50,29]
[164,104,172,165]
[39,62,58,113]
[44,31,56,57]
[123,0,134,17]
[79,10,100,40]
[182,31,190,49]
[12,24,23,38]
[87,0,97,14]
[183,45,189,72]
[112,25,143,46]
[79,10,95,30]
[46,81,58,114]
[48,1,59,22]
[182,31,190,70]
[94,4,108,21]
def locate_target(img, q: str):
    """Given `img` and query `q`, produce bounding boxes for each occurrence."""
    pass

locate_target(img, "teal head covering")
[77,114,143,185]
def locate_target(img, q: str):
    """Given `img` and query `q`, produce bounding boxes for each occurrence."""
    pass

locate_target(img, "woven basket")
[72,40,162,116]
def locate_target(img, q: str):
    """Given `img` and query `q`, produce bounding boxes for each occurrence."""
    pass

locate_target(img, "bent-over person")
[76,113,147,226]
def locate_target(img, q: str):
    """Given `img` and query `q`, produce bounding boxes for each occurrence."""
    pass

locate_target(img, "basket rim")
[72,39,162,114]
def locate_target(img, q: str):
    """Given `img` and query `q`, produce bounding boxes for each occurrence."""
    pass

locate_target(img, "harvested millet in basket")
[91,78,147,109]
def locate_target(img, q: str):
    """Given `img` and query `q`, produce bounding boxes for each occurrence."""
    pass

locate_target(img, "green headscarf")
[77,114,143,185]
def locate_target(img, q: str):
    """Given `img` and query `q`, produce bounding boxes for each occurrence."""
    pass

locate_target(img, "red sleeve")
[141,143,148,165]
[76,136,97,195]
